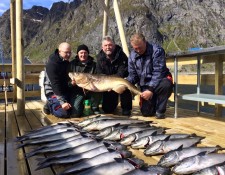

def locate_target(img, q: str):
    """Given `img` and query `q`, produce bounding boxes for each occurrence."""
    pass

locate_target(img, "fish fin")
[103,142,111,147]
[196,151,208,156]
[121,125,129,129]
[176,145,183,150]
[80,133,88,137]
[112,85,127,94]
[165,135,172,140]
[173,145,184,151]
[35,163,50,170]
[16,143,27,149]
[107,148,116,152]
[114,158,123,162]
[126,158,145,168]
[150,131,158,136]
[215,145,225,150]
[163,127,171,130]
[113,123,122,127]
[190,133,197,137]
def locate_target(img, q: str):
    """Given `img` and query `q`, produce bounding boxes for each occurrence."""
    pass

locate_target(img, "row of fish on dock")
[15,114,225,175]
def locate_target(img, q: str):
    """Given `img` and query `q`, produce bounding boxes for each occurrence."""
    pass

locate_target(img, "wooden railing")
[0,64,45,100]
[166,45,225,118]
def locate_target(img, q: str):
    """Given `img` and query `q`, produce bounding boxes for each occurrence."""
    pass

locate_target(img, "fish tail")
[25,151,38,158]
[16,143,27,149]
[35,163,51,171]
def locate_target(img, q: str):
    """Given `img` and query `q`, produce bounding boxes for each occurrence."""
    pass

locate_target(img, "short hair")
[102,35,115,44]
[130,33,146,45]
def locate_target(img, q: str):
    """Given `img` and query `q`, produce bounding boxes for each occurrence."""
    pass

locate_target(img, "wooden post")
[113,0,129,57]
[215,55,223,117]
[10,0,17,102]
[102,0,109,37]
[16,0,25,115]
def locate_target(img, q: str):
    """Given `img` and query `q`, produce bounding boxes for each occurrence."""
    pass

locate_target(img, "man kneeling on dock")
[126,33,173,119]
[42,42,73,118]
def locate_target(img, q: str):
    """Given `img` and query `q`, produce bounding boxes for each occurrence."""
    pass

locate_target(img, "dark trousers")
[70,91,102,116]
[102,89,132,113]
[140,78,173,116]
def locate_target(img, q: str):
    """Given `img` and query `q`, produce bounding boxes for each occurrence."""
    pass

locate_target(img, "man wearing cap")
[68,44,102,116]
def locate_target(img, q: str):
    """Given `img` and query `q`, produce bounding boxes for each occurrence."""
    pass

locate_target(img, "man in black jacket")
[68,44,102,116]
[96,36,132,116]
[43,42,72,118]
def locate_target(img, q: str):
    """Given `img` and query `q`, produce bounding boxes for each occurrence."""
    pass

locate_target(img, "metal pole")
[197,56,200,114]
[113,0,129,57]
[10,0,17,102]
[174,56,178,118]
[16,0,25,115]
[102,0,109,37]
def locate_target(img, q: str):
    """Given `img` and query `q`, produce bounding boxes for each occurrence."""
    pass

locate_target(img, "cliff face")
[0,0,225,63]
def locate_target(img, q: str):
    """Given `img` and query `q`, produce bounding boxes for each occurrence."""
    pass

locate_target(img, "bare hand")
[71,79,76,86]
[61,102,71,110]
[141,90,153,100]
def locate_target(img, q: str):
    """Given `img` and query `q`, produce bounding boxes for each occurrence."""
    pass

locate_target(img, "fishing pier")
[1,101,225,175]
[1,0,225,174]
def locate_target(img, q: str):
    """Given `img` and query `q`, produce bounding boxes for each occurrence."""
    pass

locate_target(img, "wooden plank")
[25,101,51,126]
[2,64,45,72]
[0,90,41,99]
[215,55,224,117]
[180,93,225,105]
[13,103,54,175]
[5,104,29,175]
[0,104,5,175]
[25,64,44,72]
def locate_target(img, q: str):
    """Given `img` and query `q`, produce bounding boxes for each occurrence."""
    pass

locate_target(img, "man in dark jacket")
[127,33,173,119]
[96,36,132,116]
[68,44,102,116]
[43,42,72,118]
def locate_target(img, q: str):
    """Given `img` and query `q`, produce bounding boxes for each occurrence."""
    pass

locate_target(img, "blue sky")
[0,0,69,16]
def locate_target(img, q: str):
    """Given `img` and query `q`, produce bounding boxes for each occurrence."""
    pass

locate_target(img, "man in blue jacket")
[127,33,173,119]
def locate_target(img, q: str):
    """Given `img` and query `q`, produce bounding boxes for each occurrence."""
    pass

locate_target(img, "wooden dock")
[1,100,225,175]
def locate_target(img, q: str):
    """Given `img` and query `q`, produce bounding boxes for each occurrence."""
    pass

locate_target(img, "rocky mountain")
[0,0,225,63]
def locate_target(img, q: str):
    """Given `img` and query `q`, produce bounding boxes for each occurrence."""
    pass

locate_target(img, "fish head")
[172,156,198,174]
[104,130,120,141]
[158,150,180,167]
[120,134,136,145]
[119,150,132,158]
[104,142,127,151]
[131,137,150,149]
[96,127,112,138]
[144,140,165,156]
[82,121,99,131]
[68,72,87,84]
[127,157,145,168]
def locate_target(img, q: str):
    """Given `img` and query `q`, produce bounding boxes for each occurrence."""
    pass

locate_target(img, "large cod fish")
[68,72,141,95]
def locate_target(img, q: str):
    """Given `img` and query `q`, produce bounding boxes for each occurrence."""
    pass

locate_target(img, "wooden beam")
[102,0,109,37]
[113,0,129,57]
[16,0,25,115]
[10,0,17,102]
